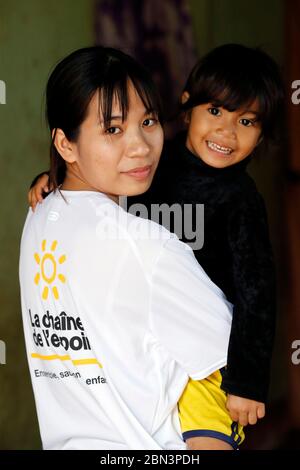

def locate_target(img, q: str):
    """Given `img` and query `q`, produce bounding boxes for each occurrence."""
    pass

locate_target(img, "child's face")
[185,101,262,169]
[61,81,164,199]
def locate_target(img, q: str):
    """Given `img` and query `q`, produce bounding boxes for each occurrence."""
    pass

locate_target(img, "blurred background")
[0,0,299,450]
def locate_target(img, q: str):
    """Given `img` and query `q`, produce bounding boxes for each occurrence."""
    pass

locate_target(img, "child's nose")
[216,119,237,139]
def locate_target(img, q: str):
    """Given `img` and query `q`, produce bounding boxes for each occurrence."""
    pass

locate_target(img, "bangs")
[185,69,267,123]
[97,59,162,127]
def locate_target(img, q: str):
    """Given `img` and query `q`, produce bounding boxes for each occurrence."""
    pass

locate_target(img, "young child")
[28,44,284,450]
[142,43,283,449]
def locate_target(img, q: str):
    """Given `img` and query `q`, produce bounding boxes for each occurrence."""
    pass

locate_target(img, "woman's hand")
[28,173,51,211]
[226,394,265,426]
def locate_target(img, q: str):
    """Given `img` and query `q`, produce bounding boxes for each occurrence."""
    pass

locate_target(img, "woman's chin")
[121,188,149,197]
[123,180,153,197]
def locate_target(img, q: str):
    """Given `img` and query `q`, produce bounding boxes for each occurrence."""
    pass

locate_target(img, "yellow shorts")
[178,369,245,449]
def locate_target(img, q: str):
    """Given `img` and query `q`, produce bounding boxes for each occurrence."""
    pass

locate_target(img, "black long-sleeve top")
[129,132,276,403]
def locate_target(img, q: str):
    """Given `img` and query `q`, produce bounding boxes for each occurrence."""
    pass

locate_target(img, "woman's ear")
[181,91,190,105]
[53,128,77,163]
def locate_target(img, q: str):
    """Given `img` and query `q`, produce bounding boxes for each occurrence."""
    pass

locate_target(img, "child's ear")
[183,110,191,124]
[53,128,77,163]
[181,91,190,105]
[181,92,191,124]
[256,134,264,146]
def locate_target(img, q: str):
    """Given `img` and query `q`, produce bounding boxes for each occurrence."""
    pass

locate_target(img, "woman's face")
[60,82,164,200]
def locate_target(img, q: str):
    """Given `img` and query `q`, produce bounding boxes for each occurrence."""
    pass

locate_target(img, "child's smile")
[206,140,234,156]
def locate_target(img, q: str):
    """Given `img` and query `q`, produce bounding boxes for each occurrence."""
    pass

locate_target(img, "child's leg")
[178,369,245,451]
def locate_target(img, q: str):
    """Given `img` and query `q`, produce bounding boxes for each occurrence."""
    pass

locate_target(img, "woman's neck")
[61,169,119,204]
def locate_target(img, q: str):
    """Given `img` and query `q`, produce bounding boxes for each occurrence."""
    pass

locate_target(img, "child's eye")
[105,126,121,135]
[240,118,254,127]
[208,107,221,116]
[143,118,157,127]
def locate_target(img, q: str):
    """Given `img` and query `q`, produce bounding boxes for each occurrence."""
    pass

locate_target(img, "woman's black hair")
[46,46,163,190]
[181,44,285,142]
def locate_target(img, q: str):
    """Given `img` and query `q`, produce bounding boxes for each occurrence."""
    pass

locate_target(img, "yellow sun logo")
[34,240,66,300]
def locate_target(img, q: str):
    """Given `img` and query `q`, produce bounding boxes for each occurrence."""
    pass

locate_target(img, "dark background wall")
[0,0,291,450]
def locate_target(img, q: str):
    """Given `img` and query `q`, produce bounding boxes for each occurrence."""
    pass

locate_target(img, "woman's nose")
[126,133,150,158]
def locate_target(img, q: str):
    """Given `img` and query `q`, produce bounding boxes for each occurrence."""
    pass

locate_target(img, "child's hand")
[28,173,51,212]
[226,394,265,426]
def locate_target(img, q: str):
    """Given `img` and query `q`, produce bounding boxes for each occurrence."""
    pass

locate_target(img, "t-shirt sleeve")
[149,237,233,380]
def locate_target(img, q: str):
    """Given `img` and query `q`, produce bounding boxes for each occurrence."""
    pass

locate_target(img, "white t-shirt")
[19,190,232,450]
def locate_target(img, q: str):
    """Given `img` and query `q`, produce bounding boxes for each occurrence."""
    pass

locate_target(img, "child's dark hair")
[181,44,284,142]
[46,46,163,190]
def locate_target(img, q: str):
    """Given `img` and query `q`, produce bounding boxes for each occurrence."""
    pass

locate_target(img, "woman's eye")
[208,107,221,116]
[240,118,254,127]
[105,127,121,135]
[143,118,157,127]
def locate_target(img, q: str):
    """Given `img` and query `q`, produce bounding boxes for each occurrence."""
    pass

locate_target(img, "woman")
[19,46,232,450]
